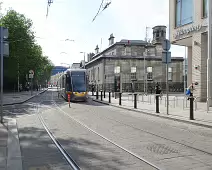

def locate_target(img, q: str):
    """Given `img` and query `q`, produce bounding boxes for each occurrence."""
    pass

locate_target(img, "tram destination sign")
[174,25,203,39]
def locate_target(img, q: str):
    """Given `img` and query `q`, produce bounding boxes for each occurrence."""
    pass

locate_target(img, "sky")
[1,0,185,66]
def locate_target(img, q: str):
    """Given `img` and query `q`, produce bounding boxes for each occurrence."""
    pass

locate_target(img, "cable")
[92,0,105,22]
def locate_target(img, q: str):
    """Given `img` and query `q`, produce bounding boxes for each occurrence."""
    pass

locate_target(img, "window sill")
[175,21,193,29]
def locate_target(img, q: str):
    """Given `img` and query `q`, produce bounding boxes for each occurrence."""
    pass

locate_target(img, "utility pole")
[18,61,19,92]
[207,0,212,106]
[0,27,9,123]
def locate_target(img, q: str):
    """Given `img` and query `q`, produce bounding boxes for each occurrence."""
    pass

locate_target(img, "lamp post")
[80,52,86,69]
[207,0,212,106]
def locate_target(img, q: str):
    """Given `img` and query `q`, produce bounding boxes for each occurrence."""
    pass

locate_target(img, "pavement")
[0,88,47,170]
[90,92,212,128]
[3,89,47,105]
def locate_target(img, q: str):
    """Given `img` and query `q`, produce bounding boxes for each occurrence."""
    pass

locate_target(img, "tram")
[57,69,88,102]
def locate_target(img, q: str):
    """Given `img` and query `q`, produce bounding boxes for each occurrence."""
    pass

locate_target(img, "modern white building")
[169,0,209,102]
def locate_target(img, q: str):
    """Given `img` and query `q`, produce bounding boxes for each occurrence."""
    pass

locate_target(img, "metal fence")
[88,82,184,93]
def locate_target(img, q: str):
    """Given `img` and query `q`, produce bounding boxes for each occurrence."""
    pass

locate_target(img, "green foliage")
[0,9,54,90]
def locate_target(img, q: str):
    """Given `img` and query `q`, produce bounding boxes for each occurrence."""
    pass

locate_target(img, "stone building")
[85,25,184,93]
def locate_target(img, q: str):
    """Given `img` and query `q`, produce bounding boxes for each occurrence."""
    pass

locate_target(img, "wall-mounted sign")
[174,25,203,39]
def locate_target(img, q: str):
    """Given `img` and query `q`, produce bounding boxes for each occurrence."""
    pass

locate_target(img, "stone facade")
[86,26,184,93]
[169,0,208,101]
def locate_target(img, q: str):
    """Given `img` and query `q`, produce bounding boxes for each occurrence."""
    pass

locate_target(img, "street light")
[80,52,86,69]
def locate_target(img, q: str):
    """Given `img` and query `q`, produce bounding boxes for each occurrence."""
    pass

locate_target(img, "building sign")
[174,25,202,39]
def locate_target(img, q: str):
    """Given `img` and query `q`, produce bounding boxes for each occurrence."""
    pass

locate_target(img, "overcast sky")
[2,0,185,66]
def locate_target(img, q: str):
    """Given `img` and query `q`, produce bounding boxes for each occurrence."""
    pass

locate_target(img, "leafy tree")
[0,9,54,90]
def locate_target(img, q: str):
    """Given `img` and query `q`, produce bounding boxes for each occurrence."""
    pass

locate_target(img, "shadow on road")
[18,126,132,170]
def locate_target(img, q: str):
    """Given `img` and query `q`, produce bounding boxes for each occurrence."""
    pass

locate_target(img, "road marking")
[53,102,162,170]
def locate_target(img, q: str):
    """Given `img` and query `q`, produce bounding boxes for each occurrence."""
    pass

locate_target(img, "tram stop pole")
[68,94,71,108]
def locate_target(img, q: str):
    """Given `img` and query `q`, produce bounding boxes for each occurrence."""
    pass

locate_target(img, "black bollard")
[119,92,122,105]
[96,90,99,100]
[134,93,137,109]
[190,96,194,120]
[101,90,103,101]
[109,91,111,103]
[92,90,94,96]
[104,91,106,98]
[156,95,160,113]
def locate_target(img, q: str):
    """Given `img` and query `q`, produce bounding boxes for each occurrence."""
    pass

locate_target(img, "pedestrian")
[186,83,194,100]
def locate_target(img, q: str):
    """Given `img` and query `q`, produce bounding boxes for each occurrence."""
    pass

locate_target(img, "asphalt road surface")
[3,88,212,170]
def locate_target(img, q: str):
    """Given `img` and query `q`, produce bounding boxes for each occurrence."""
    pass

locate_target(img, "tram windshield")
[71,71,86,92]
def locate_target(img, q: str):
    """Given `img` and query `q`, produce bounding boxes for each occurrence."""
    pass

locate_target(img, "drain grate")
[146,143,179,155]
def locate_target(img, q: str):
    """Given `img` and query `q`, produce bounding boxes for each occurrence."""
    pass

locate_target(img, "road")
[3,88,212,170]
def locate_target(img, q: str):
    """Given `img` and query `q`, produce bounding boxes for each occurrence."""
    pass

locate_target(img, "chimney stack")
[108,33,115,46]
[95,45,99,54]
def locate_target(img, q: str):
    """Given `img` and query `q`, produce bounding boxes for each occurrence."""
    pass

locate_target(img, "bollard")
[119,92,122,105]
[109,91,111,103]
[92,90,94,96]
[96,90,99,100]
[104,91,106,98]
[134,93,137,109]
[156,95,159,113]
[190,96,194,120]
[100,90,103,101]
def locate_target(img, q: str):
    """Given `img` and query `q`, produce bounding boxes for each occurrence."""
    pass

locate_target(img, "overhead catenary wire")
[92,0,111,22]
[92,0,105,22]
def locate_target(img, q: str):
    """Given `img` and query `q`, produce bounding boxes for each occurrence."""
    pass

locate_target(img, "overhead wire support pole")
[46,0,53,18]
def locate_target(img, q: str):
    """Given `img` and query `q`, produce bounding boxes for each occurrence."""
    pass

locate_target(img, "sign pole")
[0,27,3,123]
[166,61,169,115]
[31,77,32,96]
[162,39,171,115]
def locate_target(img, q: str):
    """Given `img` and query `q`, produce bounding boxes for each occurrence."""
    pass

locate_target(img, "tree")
[0,9,54,91]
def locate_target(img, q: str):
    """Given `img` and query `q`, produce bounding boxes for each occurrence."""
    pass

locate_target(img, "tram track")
[34,90,163,170]
[32,90,212,169]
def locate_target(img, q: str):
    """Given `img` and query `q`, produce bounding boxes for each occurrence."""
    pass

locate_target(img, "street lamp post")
[207,0,212,106]
[80,52,86,69]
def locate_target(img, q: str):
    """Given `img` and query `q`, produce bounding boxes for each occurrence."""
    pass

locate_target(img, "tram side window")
[62,76,65,88]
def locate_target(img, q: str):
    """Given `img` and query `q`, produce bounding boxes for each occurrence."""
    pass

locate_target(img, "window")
[168,67,172,81]
[203,0,208,17]
[131,67,136,73]
[147,67,153,80]
[114,66,120,74]
[125,47,131,55]
[97,67,100,81]
[131,73,136,80]
[176,0,193,27]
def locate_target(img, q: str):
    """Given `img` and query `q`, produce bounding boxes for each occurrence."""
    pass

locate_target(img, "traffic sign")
[162,39,171,51]
[29,70,34,75]
[162,51,171,63]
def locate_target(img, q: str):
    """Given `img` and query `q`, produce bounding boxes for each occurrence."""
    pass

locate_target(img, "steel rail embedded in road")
[53,101,163,170]
[36,105,80,170]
